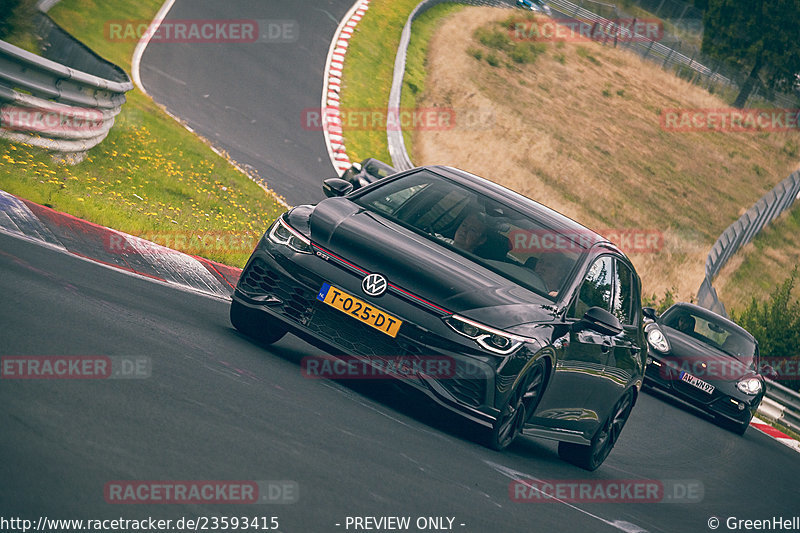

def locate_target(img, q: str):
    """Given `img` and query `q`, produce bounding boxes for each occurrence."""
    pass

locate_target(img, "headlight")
[445,315,529,355]
[736,377,762,395]
[646,327,670,353]
[267,217,313,254]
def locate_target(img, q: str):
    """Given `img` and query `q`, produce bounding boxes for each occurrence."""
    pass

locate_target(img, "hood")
[660,327,756,382]
[307,198,554,328]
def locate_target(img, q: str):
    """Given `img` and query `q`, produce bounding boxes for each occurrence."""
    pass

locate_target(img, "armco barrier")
[0,13,133,159]
[387,0,514,171]
[759,380,800,436]
[697,170,800,316]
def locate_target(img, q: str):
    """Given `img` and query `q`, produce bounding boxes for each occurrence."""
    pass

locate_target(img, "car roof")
[664,302,755,341]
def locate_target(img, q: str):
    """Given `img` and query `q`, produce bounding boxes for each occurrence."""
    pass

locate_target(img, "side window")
[569,256,613,318]
[612,259,636,325]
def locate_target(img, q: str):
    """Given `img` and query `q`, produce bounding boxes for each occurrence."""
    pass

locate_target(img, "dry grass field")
[411,7,800,306]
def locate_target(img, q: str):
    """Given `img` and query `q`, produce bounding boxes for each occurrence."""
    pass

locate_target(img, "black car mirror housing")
[323,178,354,198]
[760,364,779,381]
[578,307,623,337]
[642,307,658,321]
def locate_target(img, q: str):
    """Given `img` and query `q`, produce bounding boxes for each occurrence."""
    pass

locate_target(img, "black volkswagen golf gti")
[232,166,646,470]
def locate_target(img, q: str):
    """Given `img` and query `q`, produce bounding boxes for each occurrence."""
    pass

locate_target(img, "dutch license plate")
[680,371,715,394]
[317,283,402,338]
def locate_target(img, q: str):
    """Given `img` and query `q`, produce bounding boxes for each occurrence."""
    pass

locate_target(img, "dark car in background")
[643,302,770,434]
[231,165,646,470]
[517,0,553,16]
[338,157,396,190]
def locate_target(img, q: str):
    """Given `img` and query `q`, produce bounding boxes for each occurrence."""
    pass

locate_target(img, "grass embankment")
[0,0,285,266]
[340,3,800,309]
[715,203,800,305]
[338,0,462,164]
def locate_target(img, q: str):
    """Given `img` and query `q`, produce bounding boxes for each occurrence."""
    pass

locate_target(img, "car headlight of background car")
[445,315,529,355]
[736,377,762,395]
[645,323,670,353]
[268,216,313,254]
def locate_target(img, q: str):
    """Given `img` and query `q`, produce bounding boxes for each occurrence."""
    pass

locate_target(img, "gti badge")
[362,273,387,297]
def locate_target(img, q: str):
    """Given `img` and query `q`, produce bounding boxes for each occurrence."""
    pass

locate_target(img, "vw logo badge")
[362,273,387,297]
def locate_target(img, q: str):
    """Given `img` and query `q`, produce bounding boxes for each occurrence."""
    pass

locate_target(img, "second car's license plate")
[680,371,715,394]
[317,283,402,338]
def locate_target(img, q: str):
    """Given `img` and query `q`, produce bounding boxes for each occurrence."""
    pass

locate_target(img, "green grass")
[718,201,800,308]
[0,0,285,266]
[339,0,462,164]
[1,0,39,53]
[755,414,800,443]
[400,3,464,160]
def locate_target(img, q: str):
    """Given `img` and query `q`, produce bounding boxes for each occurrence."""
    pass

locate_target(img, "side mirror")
[578,306,623,336]
[760,364,779,381]
[642,307,658,321]
[323,178,354,198]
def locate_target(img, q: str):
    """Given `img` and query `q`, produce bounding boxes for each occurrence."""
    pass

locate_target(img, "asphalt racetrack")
[2,1,800,532]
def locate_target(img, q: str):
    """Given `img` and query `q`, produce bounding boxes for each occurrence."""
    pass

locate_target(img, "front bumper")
[233,241,527,427]
[644,353,760,425]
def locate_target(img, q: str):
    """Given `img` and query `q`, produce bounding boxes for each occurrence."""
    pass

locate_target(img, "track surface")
[2,231,800,532]
[2,1,800,532]
[139,0,350,205]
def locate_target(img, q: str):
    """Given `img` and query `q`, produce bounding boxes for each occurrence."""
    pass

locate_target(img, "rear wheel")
[559,389,635,471]
[230,300,287,344]
[487,361,546,451]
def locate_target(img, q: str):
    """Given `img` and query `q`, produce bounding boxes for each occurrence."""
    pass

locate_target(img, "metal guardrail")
[387,0,513,171]
[0,13,133,159]
[546,0,798,108]
[696,170,800,316]
[760,380,800,435]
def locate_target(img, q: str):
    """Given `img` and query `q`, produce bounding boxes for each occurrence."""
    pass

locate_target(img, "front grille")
[714,396,748,417]
[240,257,488,407]
[240,258,280,294]
[440,378,485,407]
[240,258,314,325]
[308,304,413,357]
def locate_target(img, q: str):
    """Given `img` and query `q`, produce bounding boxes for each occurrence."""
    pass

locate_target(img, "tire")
[486,361,547,451]
[558,389,635,471]
[230,300,287,345]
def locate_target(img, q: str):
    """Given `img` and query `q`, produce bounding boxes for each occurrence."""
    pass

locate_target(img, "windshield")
[661,307,756,365]
[352,170,584,299]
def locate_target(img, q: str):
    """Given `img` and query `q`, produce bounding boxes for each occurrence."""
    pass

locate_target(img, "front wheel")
[486,361,546,451]
[230,300,287,345]
[558,389,635,471]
